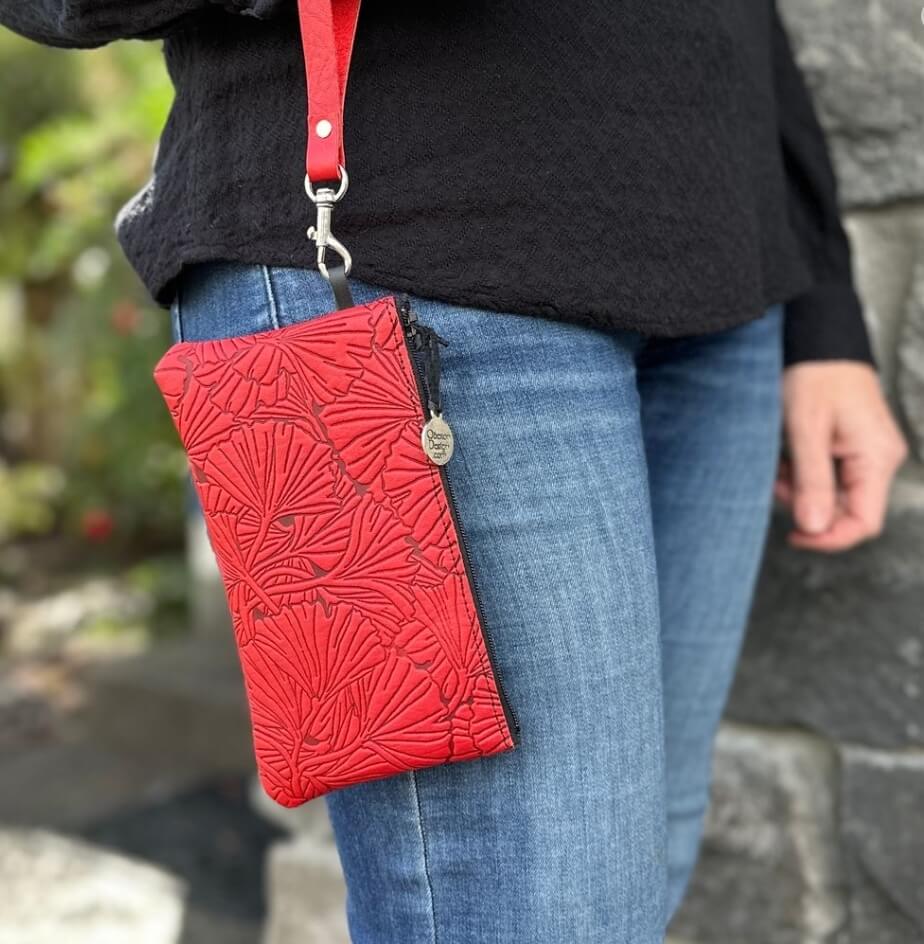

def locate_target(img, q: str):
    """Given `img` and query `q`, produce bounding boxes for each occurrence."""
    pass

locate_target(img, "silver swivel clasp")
[305,167,351,281]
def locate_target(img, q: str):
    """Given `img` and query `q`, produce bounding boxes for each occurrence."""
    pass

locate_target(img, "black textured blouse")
[0,0,873,365]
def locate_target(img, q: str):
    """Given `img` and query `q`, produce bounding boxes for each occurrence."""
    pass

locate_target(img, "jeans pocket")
[171,262,283,342]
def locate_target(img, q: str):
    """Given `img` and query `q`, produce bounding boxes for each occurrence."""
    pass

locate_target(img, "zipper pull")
[398,297,419,336]
[421,411,454,466]
[413,321,453,465]
[398,298,454,466]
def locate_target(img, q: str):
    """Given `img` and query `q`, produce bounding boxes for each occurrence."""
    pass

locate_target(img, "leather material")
[298,0,361,183]
[154,296,516,807]
[326,260,355,309]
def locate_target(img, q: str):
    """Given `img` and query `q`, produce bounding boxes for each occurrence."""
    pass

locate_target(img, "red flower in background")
[111,301,141,336]
[81,508,114,542]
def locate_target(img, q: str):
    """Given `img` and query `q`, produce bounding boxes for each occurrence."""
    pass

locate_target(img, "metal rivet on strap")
[315,119,333,139]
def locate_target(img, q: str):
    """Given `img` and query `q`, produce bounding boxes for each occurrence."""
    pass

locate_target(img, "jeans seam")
[172,282,185,342]
[409,772,439,944]
[261,264,280,329]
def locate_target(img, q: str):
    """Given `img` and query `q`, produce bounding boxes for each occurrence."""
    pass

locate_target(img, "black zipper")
[396,297,520,743]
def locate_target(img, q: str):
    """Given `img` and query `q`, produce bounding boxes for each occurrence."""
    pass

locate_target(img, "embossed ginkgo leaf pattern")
[154,296,515,807]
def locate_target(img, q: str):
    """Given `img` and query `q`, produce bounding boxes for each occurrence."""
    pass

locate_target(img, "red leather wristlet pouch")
[153,0,517,808]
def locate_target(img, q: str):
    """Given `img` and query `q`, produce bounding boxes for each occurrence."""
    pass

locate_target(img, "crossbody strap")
[298,0,362,298]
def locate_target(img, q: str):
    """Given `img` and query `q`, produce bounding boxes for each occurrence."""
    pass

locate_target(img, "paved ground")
[0,567,276,944]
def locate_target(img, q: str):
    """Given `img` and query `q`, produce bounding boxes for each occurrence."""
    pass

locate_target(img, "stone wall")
[671,2,924,942]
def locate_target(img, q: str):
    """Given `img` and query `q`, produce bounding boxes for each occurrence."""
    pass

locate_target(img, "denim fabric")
[173,263,783,943]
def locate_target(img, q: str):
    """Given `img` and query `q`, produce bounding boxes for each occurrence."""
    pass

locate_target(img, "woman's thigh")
[636,307,784,915]
[174,263,669,944]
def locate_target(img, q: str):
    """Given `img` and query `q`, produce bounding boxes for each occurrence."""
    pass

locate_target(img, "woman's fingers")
[785,407,837,535]
[781,361,907,552]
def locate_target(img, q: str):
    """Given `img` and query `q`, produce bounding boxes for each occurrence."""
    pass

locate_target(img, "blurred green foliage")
[0,30,186,553]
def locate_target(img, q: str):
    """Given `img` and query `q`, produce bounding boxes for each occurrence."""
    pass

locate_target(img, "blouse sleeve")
[772,4,874,366]
[0,0,285,49]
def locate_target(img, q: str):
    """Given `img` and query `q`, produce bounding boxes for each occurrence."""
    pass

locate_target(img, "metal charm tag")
[421,413,454,465]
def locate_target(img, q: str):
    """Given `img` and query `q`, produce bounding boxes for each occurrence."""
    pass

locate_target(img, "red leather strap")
[298,0,362,185]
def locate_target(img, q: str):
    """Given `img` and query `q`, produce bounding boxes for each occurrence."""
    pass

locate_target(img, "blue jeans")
[173,263,783,943]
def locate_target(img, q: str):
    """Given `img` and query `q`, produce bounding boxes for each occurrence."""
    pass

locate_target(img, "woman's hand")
[775,361,908,552]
